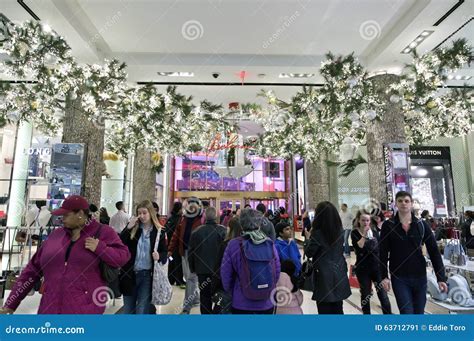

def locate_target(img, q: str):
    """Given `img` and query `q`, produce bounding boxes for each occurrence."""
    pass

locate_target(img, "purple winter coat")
[220,237,280,311]
[4,219,130,314]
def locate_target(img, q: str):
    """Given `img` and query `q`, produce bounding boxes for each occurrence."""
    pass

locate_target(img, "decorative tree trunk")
[62,97,104,206]
[306,152,331,210]
[366,74,406,206]
[132,148,156,207]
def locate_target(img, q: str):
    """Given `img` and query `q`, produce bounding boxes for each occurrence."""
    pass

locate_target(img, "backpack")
[238,237,277,301]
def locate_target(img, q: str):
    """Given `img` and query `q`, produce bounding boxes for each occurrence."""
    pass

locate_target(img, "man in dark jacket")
[380,191,447,314]
[256,203,276,241]
[168,197,203,314]
[189,207,226,314]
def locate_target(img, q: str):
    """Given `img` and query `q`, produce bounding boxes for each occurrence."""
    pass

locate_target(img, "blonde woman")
[120,200,167,314]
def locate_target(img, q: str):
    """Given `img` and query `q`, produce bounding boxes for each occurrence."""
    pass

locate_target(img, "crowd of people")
[0,190,450,315]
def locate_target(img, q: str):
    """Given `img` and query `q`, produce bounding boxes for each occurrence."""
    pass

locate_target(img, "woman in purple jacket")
[0,195,130,314]
[220,208,280,314]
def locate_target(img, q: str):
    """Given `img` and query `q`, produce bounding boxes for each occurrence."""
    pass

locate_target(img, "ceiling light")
[455,75,462,80]
[401,30,434,54]
[418,169,428,176]
[447,74,454,80]
[433,166,443,170]
[156,72,194,77]
[279,73,315,78]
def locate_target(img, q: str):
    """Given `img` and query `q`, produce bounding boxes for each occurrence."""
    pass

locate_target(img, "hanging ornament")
[339,137,356,162]
[389,94,400,103]
[366,110,377,120]
[426,100,437,109]
[349,112,359,122]
[7,111,19,122]
[346,78,358,88]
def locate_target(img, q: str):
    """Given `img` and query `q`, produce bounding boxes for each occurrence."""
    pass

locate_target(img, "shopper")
[110,201,130,234]
[168,197,203,314]
[0,195,130,314]
[274,221,301,276]
[221,208,280,314]
[274,260,303,315]
[372,211,385,232]
[351,211,391,314]
[189,207,226,314]
[380,191,447,314]
[304,201,351,314]
[302,210,311,239]
[339,203,353,257]
[164,202,185,287]
[119,200,167,314]
[213,217,242,314]
[461,210,474,256]
[256,203,276,241]
[99,207,110,225]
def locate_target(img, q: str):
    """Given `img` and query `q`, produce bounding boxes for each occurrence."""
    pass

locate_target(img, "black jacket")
[164,213,181,242]
[461,218,474,249]
[379,213,446,282]
[351,227,381,272]
[119,225,167,295]
[304,229,351,303]
[188,220,226,275]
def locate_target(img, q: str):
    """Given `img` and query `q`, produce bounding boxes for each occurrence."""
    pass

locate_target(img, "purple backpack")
[238,238,277,301]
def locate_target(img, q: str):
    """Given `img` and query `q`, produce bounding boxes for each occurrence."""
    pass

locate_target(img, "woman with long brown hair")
[304,201,351,314]
[351,211,391,314]
[119,200,167,314]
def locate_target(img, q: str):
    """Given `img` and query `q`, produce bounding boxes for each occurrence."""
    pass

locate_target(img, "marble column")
[132,148,156,207]
[366,74,406,207]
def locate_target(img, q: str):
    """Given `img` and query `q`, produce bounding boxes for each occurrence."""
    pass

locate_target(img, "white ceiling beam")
[51,0,112,61]
[362,0,431,68]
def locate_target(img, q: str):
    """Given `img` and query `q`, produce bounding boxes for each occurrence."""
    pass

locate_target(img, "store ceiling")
[0,0,473,106]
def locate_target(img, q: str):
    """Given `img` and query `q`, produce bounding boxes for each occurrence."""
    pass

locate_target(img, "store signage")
[409,146,450,160]
[207,132,255,152]
[24,147,51,156]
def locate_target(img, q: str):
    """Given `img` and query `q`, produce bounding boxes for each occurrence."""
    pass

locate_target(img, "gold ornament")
[103,151,119,161]
[30,101,38,110]
[426,100,437,109]
[151,152,161,165]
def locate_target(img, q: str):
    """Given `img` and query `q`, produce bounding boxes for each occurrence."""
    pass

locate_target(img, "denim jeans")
[391,276,427,314]
[182,250,199,312]
[343,229,351,255]
[123,270,152,314]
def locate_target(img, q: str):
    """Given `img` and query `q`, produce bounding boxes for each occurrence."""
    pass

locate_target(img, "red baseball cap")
[52,195,89,216]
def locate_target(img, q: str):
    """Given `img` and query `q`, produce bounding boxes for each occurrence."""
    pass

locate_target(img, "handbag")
[94,224,120,297]
[297,258,314,292]
[151,228,173,305]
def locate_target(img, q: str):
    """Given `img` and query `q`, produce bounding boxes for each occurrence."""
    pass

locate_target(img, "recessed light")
[447,74,454,80]
[455,75,462,80]
[418,169,428,176]
[400,30,434,54]
[409,42,418,48]
[421,30,433,37]
[433,166,443,170]
[156,72,194,77]
[279,73,315,78]
[257,73,266,78]
[415,37,424,42]
[402,48,412,54]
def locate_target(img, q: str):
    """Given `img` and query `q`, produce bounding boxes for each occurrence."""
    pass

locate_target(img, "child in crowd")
[274,260,303,314]
[274,222,302,276]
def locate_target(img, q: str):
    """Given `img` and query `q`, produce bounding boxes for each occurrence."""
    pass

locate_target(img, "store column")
[366,74,406,206]
[2,121,33,271]
[306,152,331,210]
[62,96,104,206]
[132,148,156,206]
[464,132,474,206]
